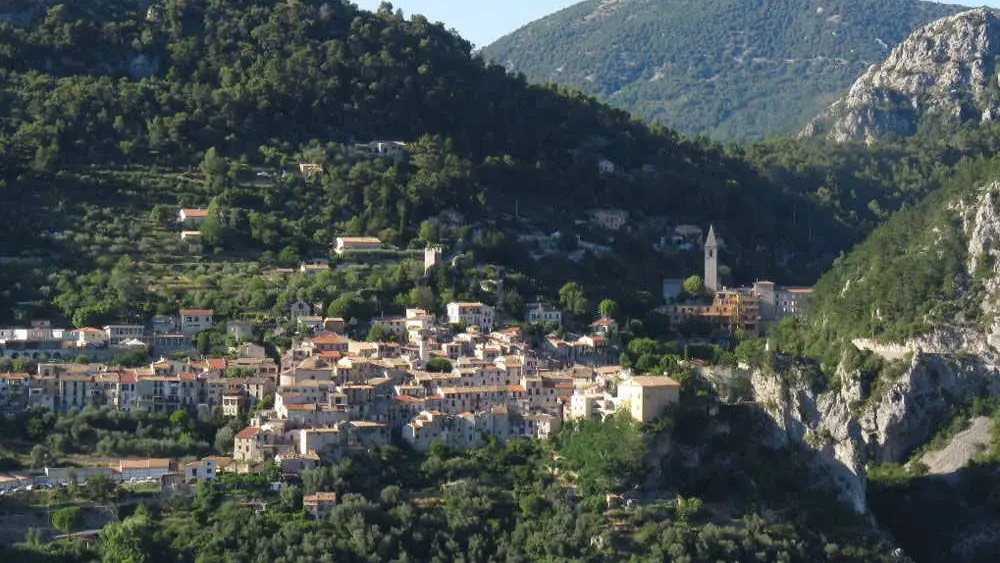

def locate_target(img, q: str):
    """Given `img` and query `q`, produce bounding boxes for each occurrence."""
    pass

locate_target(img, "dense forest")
[1,0,994,333]
[0,400,900,562]
[0,0,929,331]
[482,0,962,140]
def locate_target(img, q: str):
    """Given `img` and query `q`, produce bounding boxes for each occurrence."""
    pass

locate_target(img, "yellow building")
[617,376,681,423]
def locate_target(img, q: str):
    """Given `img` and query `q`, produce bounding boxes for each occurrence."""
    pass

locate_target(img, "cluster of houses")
[2,222,815,489]
[0,454,340,518]
[0,309,222,361]
[0,297,684,478]
[0,457,224,494]
[663,226,812,335]
[223,299,679,472]
[0,348,277,414]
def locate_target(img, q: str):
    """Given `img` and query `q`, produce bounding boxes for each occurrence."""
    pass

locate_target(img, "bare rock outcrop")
[803,8,1000,143]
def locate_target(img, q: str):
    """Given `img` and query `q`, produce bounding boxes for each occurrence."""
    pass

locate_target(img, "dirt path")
[920,417,992,475]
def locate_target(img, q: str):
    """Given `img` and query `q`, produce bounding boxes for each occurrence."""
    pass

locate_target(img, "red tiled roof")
[304,492,338,503]
[180,309,214,315]
[394,395,424,404]
[235,427,262,439]
[627,376,681,388]
[311,334,346,345]
[181,208,210,218]
[206,359,227,370]
[118,459,171,470]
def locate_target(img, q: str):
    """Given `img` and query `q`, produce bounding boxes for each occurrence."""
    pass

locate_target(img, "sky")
[355,1,1000,49]
[354,0,578,47]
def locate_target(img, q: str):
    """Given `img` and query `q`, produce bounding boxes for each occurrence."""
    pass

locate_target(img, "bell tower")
[704,225,719,292]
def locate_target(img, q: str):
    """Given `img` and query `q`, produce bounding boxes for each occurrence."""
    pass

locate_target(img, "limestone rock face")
[751,181,1000,513]
[803,8,1000,143]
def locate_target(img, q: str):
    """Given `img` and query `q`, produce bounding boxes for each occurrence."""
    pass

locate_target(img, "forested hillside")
[482,0,962,140]
[771,129,1000,374]
[0,0,900,328]
[2,1,999,561]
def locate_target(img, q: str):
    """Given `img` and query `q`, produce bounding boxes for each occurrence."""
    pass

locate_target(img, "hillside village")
[0,219,816,495]
[5,0,996,559]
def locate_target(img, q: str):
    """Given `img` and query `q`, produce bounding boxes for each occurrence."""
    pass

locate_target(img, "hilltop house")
[446,302,495,333]
[304,492,338,519]
[178,208,209,226]
[104,325,144,346]
[298,163,324,176]
[179,309,214,335]
[617,376,681,423]
[357,140,407,160]
[525,302,562,327]
[334,237,382,255]
[589,209,629,231]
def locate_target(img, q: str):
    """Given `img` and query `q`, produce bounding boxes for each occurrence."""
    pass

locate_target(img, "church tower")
[704,225,719,292]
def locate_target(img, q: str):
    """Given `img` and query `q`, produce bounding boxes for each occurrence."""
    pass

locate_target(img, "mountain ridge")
[803,7,1000,143]
[482,0,965,140]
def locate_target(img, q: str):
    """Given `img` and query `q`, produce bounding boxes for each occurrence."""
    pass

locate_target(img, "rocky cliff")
[803,8,1000,143]
[748,180,1000,514]
[483,0,962,141]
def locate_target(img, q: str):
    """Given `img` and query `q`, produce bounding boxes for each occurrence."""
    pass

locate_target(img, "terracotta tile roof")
[439,385,523,395]
[0,372,30,380]
[311,334,346,345]
[394,395,424,404]
[203,456,232,468]
[117,459,171,470]
[337,237,381,244]
[235,427,262,439]
[349,421,387,429]
[304,492,338,503]
[181,208,210,218]
[627,376,681,388]
[206,359,227,370]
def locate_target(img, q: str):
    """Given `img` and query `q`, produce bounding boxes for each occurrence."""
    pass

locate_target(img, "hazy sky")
[355,1,1000,48]
[354,1,579,47]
